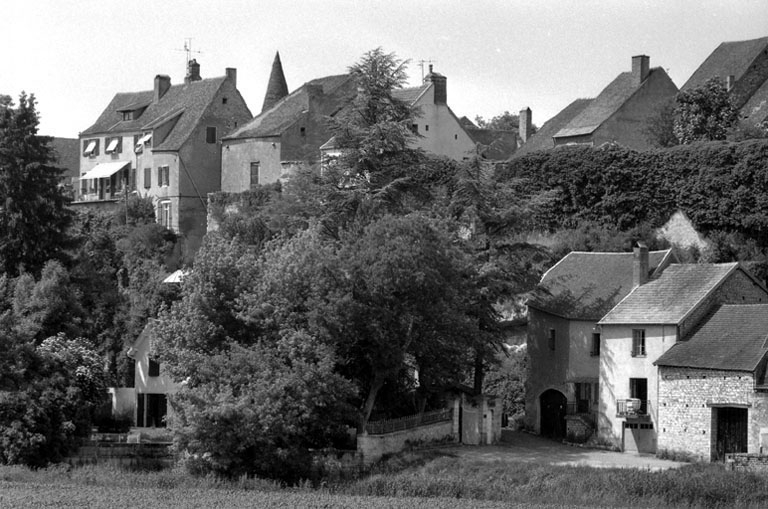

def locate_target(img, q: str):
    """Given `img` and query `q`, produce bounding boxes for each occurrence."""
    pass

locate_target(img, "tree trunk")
[359,372,385,433]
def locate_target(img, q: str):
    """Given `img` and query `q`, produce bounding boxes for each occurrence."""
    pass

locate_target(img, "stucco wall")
[599,323,677,449]
[658,367,768,461]
[357,421,454,465]
[221,138,283,191]
[410,88,476,160]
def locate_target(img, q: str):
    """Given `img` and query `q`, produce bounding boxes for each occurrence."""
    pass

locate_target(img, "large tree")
[673,77,737,144]
[0,93,72,276]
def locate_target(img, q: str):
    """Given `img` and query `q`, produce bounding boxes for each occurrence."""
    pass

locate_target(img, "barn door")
[715,407,748,460]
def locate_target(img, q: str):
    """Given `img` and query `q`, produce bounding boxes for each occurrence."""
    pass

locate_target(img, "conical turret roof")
[262,51,289,112]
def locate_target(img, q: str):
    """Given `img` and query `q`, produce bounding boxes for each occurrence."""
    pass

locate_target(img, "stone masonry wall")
[658,366,768,461]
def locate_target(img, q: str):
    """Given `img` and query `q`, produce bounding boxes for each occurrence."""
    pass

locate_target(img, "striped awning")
[80,161,130,180]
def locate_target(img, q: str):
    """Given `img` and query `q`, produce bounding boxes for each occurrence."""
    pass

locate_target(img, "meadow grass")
[3,450,768,508]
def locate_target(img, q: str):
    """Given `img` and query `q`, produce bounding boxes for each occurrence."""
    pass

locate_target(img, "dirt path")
[440,430,686,470]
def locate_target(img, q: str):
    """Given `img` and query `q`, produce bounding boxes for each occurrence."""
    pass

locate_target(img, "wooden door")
[715,407,748,460]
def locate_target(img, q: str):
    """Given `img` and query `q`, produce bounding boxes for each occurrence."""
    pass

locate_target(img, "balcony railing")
[616,398,649,417]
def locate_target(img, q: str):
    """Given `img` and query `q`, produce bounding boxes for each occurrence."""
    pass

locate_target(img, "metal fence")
[365,408,453,435]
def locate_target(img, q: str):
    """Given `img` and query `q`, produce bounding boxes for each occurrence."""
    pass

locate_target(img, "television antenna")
[175,38,203,67]
[417,59,437,80]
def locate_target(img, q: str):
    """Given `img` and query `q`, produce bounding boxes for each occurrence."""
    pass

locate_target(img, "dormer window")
[122,111,134,121]
[83,139,99,157]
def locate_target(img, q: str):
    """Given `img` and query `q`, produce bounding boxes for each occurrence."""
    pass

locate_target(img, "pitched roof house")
[682,36,768,127]
[513,99,592,157]
[525,246,676,439]
[76,60,252,257]
[550,56,678,150]
[597,260,768,454]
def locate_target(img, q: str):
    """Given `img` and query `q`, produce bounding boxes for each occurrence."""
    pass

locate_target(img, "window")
[425,124,429,131]
[121,111,133,121]
[249,162,260,190]
[144,167,151,189]
[222,97,228,104]
[410,124,418,134]
[632,329,646,357]
[148,359,160,377]
[128,167,136,191]
[83,139,99,157]
[591,332,601,356]
[629,378,648,414]
[158,200,172,229]
[105,137,121,154]
[300,126,306,136]
[157,165,169,187]
[206,126,217,144]
[548,329,556,351]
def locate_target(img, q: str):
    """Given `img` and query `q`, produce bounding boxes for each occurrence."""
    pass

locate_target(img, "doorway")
[714,407,748,461]
[540,389,566,438]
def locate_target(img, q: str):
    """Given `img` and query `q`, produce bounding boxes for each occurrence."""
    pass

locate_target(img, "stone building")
[598,260,768,453]
[551,55,678,150]
[655,304,768,461]
[77,60,252,258]
[525,246,675,439]
[682,36,768,129]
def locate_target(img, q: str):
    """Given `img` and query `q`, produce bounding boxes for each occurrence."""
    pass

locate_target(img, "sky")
[3,0,767,138]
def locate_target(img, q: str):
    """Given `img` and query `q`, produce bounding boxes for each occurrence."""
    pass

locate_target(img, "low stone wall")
[67,442,174,469]
[357,420,455,465]
[726,453,768,472]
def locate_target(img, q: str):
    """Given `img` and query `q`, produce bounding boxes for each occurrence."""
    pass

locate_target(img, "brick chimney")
[154,75,171,102]
[424,64,447,105]
[519,107,532,142]
[632,55,650,86]
[226,67,237,87]
[633,241,649,288]
[185,59,201,84]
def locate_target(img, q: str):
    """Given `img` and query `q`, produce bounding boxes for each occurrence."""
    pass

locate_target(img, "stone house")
[525,245,676,440]
[682,36,768,129]
[76,60,252,257]
[597,260,768,454]
[654,304,768,461]
[524,55,677,152]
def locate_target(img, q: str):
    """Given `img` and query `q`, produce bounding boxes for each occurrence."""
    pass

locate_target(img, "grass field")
[3,449,768,508]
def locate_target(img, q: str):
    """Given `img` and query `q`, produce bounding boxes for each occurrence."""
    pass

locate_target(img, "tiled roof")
[654,304,768,371]
[49,137,79,179]
[555,69,665,138]
[463,126,518,160]
[513,98,592,157]
[392,85,429,105]
[682,37,768,91]
[741,77,768,125]
[81,76,231,151]
[599,263,739,325]
[226,74,353,140]
[528,250,674,320]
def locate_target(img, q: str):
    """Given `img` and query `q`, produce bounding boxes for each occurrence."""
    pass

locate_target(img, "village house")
[221,56,518,191]
[597,259,768,454]
[525,245,676,440]
[682,36,768,129]
[76,60,252,257]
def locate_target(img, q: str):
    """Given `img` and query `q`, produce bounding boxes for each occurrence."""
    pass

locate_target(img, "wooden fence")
[365,408,453,435]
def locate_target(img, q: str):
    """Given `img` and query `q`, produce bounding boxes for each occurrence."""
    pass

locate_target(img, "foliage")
[673,77,737,144]
[483,346,527,419]
[0,334,106,466]
[644,100,679,148]
[0,93,72,276]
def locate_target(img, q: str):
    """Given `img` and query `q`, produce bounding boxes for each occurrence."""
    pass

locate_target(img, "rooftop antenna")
[417,59,437,80]
[175,38,203,69]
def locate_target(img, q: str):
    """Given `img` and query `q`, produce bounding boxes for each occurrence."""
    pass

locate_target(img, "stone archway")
[540,389,567,439]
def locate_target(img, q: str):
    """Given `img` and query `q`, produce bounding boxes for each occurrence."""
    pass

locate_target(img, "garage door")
[623,422,655,453]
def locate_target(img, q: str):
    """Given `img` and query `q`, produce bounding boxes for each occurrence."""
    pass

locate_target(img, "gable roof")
[392,84,430,105]
[741,77,768,125]
[225,74,353,140]
[463,126,519,160]
[528,249,674,320]
[81,76,232,151]
[654,304,768,371]
[682,37,768,92]
[599,263,740,325]
[555,69,665,138]
[514,99,593,157]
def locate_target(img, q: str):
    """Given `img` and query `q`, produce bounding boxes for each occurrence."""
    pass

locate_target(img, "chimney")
[154,75,171,102]
[305,83,323,111]
[424,66,447,105]
[519,107,532,142]
[631,55,650,86]
[185,59,201,84]
[633,241,649,288]
[726,74,735,91]
[226,67,237,87]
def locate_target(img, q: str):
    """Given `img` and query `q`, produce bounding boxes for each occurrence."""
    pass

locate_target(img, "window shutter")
[144,167,151,188]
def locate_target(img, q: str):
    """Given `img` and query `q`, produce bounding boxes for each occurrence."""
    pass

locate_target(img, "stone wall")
[357,420,455,465]
[726,453,768,472]
[658,366,768,461]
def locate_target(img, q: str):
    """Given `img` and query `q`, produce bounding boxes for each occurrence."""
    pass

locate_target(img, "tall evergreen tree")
[0,93,72,276]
